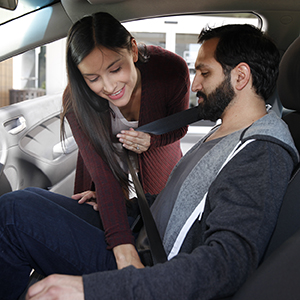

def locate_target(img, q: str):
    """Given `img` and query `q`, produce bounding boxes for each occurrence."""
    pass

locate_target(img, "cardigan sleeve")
[66,110,134,249]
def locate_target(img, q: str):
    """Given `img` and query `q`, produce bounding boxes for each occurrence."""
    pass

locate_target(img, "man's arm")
[82,141,294,300]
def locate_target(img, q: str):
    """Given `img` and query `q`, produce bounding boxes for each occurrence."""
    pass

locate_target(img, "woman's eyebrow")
[81,58,122,76]
[82,73,98,77]
[106,58,122,70]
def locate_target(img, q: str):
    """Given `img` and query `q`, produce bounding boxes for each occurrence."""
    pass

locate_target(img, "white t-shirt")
[109,102,139,174]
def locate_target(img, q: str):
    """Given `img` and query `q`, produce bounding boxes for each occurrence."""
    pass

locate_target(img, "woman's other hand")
[72,191,98,211]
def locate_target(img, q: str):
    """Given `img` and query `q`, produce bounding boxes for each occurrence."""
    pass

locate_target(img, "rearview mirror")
[0,0,18,10]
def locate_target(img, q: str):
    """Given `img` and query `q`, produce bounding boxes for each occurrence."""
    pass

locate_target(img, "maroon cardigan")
[65,46,190,249]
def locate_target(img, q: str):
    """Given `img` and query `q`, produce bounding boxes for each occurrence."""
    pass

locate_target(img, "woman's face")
[77,40,139,108]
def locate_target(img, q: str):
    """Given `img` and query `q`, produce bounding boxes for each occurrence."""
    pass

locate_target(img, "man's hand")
[26,274,84,300]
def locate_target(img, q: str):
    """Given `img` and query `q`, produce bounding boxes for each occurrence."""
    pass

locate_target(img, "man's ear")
[232,62,251,91]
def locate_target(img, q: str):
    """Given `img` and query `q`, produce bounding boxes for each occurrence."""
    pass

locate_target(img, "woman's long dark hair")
[61,12,148,197]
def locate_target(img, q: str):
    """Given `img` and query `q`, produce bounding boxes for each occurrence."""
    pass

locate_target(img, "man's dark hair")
[198,24,280,101]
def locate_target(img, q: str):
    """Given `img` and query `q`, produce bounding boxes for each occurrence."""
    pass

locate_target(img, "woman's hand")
[72,191,98,211]
[117,128,151,154]
[113,244,145,269]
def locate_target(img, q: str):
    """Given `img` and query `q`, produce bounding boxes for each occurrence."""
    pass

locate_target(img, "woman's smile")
[107,86,126,101]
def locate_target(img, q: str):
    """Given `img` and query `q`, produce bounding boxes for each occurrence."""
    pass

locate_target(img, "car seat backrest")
[263,35,300,260]
[262,163,300,259]
[278,35,300,153]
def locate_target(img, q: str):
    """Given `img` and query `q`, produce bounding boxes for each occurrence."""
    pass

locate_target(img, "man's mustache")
[196,91,207,101]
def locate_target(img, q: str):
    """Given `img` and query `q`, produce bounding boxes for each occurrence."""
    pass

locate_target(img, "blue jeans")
[0,187,121,300]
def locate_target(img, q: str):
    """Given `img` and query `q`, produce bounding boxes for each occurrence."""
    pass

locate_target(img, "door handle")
[4,116,27,135]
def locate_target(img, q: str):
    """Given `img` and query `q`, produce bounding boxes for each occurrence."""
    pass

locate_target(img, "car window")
[0,12,261,109]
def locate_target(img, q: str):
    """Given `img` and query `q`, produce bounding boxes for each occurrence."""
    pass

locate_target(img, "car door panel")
[0,93,78,197]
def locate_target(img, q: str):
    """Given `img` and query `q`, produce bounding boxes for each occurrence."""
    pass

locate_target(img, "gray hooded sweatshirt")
[84,110,299,300]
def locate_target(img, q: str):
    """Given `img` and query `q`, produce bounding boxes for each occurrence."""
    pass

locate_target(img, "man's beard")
[197,74,236,122]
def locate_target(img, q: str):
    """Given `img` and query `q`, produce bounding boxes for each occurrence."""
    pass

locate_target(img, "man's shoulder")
[242,110,299,164]
[243,111,288,139]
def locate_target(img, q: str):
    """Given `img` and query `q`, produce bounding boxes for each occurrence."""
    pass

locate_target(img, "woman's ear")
[131,38,139,63]
[233,62,251,91]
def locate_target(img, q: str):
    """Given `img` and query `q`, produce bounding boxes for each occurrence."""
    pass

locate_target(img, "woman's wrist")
[113,244,144,269]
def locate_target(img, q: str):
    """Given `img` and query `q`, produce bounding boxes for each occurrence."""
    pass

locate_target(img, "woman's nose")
[102,77,116,94]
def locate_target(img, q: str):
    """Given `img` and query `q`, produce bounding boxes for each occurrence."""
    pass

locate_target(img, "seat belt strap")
[136,106,200,135]
[126,106,200,264]
[126,151,167,264]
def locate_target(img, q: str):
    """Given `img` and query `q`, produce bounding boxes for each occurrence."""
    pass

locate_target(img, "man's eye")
[201,72,209,77]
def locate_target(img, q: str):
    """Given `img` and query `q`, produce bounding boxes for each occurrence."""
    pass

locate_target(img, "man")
[12,24,300,299]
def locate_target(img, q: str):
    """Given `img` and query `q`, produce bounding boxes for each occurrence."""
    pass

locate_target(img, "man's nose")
[191,73,203,93]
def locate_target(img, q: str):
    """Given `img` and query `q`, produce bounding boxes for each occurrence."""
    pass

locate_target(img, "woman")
[0,12,191,297]
[61,12,190,268]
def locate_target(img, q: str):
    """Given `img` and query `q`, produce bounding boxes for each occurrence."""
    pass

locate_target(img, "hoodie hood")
[241,110,299,166]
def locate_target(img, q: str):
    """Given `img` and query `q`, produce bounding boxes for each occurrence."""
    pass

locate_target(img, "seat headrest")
[278,36,300,112]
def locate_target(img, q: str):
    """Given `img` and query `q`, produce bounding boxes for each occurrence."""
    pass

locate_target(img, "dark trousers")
[0,187,120,300]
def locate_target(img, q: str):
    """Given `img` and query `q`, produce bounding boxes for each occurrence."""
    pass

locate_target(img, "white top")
[109,102,139,174]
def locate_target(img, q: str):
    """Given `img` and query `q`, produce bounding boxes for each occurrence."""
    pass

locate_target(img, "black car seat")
[231,35,300,300]
[279,36,300,152]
